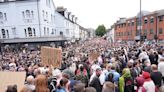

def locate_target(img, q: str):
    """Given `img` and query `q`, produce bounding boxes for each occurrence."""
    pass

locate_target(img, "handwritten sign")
[89,52,99,64]
[0,72,26,92]
[41,46,62,68]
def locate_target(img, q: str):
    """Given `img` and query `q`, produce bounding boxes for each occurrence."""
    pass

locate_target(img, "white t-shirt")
[158,62,164,77]
[143,80,155,92]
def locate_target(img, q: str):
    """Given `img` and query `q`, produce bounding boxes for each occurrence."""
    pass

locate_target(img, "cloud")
[54,0,164,29]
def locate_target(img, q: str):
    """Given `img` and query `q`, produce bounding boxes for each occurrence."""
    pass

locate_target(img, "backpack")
[75,70,88,86]
[124,77,133,92]
[48,77,57,92]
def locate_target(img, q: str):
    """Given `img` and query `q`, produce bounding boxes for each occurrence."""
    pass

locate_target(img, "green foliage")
[95,25,107,37]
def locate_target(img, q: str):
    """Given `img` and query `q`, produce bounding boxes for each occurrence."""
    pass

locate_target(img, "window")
[44,27,46,35]
[144,30,147,36]
[6,30,9,38]
[33,28,36,36]
[46,0,50,7]
[47,28,49,35]
[22,11,25,19]
[26,10,30,18]
[1,29,6,38]
[137,18,142,26]
[66,29,69,34]
[24,29,27,37]
[46,12,48,21]
[131,22,134,26]
[144,19,148,24]
[116,33,118,36]
[28,27,32,37]
[124,32,126,36]
[127,32,130,36]
[159,16,163,22]
[120,32,123,36]
[4,13,7,21]
[0,12,3,20]
[55,29,56,34]
[121,24,123,28]
[53,16,55,23]
[150,18,154,23]
[42,10,45,19]
[124,23,126,27]
[51,29,54,35]
[136,30,140,36]
[60,31,63,36]
[159,28,163,34]
[31,11,34,19]
[150,29,154,34]
[51,14,53,23]
[128,22,130,26]
[12,28,16,35]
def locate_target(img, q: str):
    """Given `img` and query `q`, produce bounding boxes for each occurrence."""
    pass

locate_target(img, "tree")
[95,25,106,37]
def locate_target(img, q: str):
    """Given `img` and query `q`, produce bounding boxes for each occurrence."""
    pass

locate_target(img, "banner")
[0,72,26,92]
[41,46,62,68]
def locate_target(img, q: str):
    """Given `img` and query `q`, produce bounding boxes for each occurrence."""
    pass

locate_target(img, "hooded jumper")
[119,68,131,92]
[142,71,155,92]
[135,76,145,92]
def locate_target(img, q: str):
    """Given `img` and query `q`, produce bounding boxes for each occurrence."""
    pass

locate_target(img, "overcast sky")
[53,0,164,29]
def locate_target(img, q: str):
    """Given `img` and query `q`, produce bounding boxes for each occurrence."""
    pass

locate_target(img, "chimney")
[57,6,67,16]
[75,17,78,23]
[68,12,71,20]
[72,15,75,22]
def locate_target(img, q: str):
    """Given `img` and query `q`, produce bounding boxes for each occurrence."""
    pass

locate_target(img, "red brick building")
[114,10,164,42]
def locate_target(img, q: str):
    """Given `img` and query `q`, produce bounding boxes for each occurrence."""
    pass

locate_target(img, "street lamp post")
[140,0,142,42]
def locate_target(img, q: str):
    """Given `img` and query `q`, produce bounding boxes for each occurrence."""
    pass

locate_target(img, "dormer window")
[46,0,50,7]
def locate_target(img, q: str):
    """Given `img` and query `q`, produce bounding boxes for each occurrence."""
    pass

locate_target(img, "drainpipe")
[156,15,158,44]
[37,0,41,37]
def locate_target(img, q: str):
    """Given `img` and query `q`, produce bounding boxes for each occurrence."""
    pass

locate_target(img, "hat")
[142,71,150,79]
[96,67,101,71]
[52,69,62,77]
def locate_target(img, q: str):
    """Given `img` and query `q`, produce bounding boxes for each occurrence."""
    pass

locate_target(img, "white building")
[106,26,115,43]
[55,7,80,40]
[87,28,95,38]
[79,26,88,41]
[0,0,85,44]
[0,0,62,43]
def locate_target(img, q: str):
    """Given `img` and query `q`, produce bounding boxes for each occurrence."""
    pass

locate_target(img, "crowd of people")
[1,37,164,92]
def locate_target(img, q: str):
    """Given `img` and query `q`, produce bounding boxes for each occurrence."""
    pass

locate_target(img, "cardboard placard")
[0,71,26,92]
[89,52,99,64]
[41,46,62,68]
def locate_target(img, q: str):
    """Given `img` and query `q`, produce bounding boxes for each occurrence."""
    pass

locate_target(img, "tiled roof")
[156,9,164,16]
